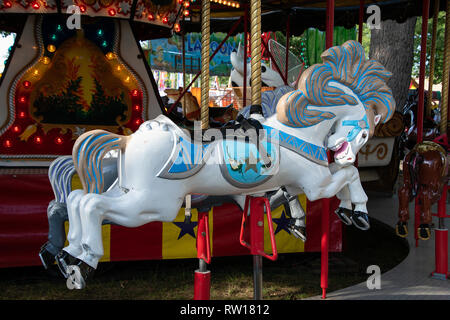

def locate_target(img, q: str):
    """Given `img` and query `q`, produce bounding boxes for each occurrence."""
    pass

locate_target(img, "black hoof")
[335,207,353,226]
[418,224,431,241]
[39,243,56,270]
[351,211,370,231]
[56,251,78,278]
[66,260,96,290]
[395,221,408,238]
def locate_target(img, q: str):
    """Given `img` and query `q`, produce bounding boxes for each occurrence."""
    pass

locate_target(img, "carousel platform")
[307,192,450,300]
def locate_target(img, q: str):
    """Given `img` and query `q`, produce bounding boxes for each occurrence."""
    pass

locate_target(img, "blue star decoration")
[173,220,198,240]
[272,210,291,235]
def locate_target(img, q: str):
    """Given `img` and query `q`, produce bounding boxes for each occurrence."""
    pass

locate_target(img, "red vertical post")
[417,0,430,144]
[194,211,211,300]
[431,184,449,279]
[285,13,291,85]
[321,0,334,300]
[358,0,364,44]
[326,0,335,48]
[243,7,248,107]
[250,197,264,300]
[415,0,430,247]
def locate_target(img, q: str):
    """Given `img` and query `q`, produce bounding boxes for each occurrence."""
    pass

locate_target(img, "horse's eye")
[362,132,367,139]
[261,65,267,73]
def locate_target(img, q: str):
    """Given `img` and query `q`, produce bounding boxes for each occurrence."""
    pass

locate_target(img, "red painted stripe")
[110,222,163,261]
[0,174,52,267]
[212,202,249,257]
[305,198,341,252]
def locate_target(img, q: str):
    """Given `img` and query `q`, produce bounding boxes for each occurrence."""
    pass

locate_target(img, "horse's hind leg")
[396,184,410,238]
[417,190,432,240]
[56,189,84,276]
[77,189,184,269]
[396,154,414,238]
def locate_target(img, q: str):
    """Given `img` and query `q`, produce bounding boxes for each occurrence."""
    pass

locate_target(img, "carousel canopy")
[0,0,446,39]
[181,0,447,36]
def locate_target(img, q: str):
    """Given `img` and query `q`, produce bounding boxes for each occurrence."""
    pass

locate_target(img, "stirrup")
[288,219,307,242]
[38,242,56,270]
[56,250,78,278]
[334,207,353,226]
[418,224,431,241]
[351,211,370,231]
[395,221,408,238]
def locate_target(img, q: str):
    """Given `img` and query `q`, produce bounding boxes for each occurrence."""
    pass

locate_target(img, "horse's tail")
[48,155,76,203]
[404,150,423,198]
[73,130,128,194]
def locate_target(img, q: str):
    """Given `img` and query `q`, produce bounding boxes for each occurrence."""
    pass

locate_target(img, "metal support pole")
[250,197,264,300]
[426,0,439,118]
[321,0,334,300]
[200,0,210,130]
[415,0,430,248]
[250,0,261,105]
[441,0,450,135]
[431,184,449,280]
[417,0,430,144]
[285,13,290,85]
[182,31,186,114]
[253,255,263,300]
[167,17,243,115]
[358,0,364,44]
[243,8,248,107]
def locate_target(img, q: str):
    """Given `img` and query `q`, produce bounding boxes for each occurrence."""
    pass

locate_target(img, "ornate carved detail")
[359,142,388,161]
[374,111,404,137]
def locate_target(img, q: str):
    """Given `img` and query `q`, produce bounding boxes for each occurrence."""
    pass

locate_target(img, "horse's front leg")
[327,163,370,230]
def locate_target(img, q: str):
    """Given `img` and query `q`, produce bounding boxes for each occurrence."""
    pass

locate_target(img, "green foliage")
[33,77,127,125]
[412,11,446,84]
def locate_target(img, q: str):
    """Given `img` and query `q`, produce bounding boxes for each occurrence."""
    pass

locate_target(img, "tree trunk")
[369,17,417,111]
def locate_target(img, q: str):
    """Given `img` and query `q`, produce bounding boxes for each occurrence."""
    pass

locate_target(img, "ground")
[0,215,408,300]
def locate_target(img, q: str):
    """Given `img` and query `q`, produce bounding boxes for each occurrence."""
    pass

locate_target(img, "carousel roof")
[0,0,446,39]
[182,0,447,36]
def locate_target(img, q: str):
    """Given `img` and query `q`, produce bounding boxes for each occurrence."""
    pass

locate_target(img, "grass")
[0,218,408,300]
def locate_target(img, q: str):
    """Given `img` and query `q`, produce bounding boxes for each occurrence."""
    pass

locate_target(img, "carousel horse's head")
[229,43,284,88]
[276,40,395,166]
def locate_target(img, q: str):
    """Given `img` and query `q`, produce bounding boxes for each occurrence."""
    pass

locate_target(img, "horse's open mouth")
[334,141,350,160]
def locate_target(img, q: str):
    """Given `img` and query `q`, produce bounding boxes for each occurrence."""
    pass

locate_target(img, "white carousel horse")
[229,43,285,88]
[58,40,395,288]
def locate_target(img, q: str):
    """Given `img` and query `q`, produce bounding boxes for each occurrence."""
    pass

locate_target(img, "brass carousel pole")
[201,0,210,130]
[250,0,261,106]
[427,0,439,118]
[441,0,450,135]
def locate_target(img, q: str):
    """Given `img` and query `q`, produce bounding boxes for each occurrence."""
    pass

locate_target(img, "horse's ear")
[374,114,382,125]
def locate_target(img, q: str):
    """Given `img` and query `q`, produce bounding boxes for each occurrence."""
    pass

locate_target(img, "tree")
[369,17,417,111]
[412,11,446,85]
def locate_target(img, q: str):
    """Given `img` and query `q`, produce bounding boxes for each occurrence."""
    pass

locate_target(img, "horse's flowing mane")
[277,40,395,133]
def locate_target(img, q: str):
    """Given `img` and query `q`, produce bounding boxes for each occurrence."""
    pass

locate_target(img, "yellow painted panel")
[71,174,83,191]
[264,194,306,254]
[162,207,198,259]
[162,206,214,260]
